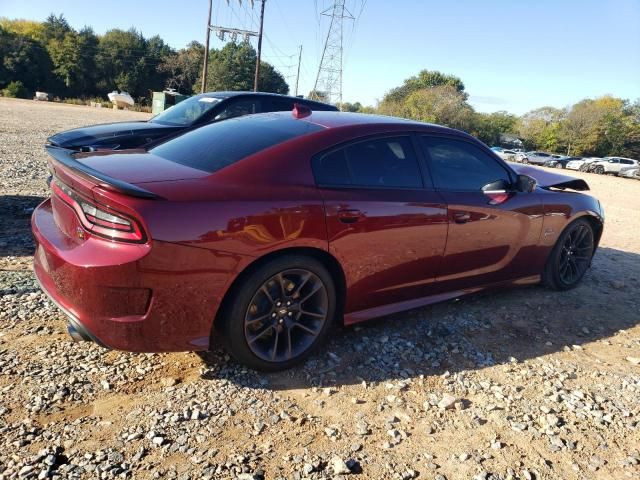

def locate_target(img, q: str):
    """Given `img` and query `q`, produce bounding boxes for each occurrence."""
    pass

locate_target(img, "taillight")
[52,179,146,243]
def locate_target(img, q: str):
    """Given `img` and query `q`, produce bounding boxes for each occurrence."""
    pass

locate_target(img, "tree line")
[0,14,288,103]
[1,15,638,158]
[342,70,640,159]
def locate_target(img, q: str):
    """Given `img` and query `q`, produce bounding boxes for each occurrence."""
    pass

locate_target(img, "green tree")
[95,28,148,98]
[158,41,204,93]
[472,111,518,146]
[379,85,475,132]
[206,42,288,94]
[0,26,52,93]
[382,69,466,105]
[517,107,565,151]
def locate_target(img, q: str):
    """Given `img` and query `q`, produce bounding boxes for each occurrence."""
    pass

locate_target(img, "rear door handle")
[337,208,362,224]
[453,212,471,224]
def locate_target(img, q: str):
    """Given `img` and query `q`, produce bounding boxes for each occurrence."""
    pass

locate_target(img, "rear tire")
[543,219,595,291]
[594,165,605,174]
[219,255,336,371]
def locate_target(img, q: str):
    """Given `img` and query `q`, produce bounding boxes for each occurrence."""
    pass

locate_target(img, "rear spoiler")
[45,145,163,200]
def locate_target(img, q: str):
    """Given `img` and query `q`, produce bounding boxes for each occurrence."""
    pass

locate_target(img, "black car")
[47,92,338,151]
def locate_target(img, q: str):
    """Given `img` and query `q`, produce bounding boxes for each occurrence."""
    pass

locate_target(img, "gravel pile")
[0,99,639,479]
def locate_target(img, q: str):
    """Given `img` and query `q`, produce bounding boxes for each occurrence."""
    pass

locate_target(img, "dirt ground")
[0,98,638,480]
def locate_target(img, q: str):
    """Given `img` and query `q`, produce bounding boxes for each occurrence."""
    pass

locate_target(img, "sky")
[2,0,639,114]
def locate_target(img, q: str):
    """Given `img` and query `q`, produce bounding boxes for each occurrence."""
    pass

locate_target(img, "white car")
[619,166,640,179]
[590,157,639,175]
[565,157,601,171]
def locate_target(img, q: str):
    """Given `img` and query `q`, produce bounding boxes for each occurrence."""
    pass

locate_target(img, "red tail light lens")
[52,179,146,243]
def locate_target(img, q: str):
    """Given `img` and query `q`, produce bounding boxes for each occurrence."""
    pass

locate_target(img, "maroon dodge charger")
[32,107,604,370]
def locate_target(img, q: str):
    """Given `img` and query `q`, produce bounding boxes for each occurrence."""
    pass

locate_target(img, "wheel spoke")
[246,313,272,325]
[300,309,325,318]
[260,285,275,304]
[270,329,280,360]
[277,273,287,298]
[299,283,323,304]
[294,322,320,336]
[247,324,273,344]
[292,272,312,297]
[286,327,293,360]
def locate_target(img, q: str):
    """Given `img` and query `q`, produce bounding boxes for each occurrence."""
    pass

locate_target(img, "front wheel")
[543,219,595,291]
[555,163,564,169]
[219,255,336,371]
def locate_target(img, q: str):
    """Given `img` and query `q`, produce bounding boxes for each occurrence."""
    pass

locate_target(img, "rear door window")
[313,136,424,188]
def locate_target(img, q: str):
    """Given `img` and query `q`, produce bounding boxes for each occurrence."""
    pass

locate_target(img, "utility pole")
[311,0,354,106]
[201,0,213,93]
[253,0,266,92]
[294,44,302,96]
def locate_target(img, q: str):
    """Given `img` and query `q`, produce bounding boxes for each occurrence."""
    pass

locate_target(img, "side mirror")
[516,174,537,193]
[482,179,511,205]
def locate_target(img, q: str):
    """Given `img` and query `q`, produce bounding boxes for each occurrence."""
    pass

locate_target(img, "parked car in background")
[33,109,603,370]
[494,148,518,162]
[524,151,554,165]
[589,157,639,175]
[619,166,640,179]
[566,157,599,171]
[492,147,527,163]
[544,156,582,169]
[46,92,339,152]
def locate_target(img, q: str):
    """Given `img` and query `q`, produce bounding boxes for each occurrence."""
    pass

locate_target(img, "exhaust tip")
[67,324,89,342]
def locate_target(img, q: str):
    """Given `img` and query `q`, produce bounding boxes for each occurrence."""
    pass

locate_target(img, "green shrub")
[2,81,29,99]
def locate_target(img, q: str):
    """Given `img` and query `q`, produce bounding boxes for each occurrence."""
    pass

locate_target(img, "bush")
[2,81,29,99]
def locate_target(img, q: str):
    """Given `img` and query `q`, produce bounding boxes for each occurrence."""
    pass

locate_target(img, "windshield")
[150,96,222,126]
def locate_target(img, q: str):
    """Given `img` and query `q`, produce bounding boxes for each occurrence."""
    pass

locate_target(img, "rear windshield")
[149,114,323,173]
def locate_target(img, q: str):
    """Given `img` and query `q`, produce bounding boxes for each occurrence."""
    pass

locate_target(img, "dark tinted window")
[265,98,295,112]
[150,115,323,173]
[214,98,261,121]
[314,136,423,188]
[422,136,510,191]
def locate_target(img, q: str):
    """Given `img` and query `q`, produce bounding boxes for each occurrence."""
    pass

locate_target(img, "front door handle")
[453,212,471,224]
[337,208,362,224]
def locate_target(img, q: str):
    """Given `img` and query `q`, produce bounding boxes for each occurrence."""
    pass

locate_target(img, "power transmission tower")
[311,0,354,107]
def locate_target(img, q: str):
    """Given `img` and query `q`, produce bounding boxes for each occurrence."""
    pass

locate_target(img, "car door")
[313,134,448,313]
[606,158,620,173]
[420,135,544,291]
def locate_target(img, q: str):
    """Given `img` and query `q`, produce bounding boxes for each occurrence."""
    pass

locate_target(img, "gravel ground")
[0,98,639,480]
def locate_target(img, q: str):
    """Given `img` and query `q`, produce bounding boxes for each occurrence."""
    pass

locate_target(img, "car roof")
[193,91,337,108]
[273,110,462,135]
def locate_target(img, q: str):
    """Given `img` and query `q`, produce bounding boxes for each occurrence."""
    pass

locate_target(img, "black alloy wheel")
[544,219,595,290]
[244,269,329,363]
[219,255,336,371]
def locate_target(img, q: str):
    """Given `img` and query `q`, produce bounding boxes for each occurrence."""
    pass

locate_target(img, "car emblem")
[278,308,288,316]
[76,227,85,240]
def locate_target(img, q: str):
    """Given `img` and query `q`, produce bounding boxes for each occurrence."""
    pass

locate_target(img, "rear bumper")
[32,198,242,352]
